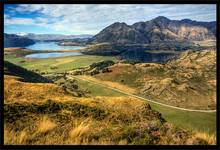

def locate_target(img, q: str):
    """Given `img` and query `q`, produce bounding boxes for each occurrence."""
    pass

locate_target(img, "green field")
[75,78,125,97]
[4,54,118,73]
[149,103,216,135]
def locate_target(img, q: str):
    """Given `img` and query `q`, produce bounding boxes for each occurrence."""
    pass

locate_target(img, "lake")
[25,52,83,59]
[25,42,85,58]
[25,41,86,51]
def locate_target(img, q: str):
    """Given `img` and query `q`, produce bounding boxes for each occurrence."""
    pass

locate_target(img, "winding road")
[70,75,217,113]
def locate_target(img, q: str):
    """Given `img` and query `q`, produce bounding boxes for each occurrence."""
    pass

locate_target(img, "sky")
[4,4,216,35]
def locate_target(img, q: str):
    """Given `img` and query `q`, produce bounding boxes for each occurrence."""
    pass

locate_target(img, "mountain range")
[4,33,35,48]
[4,33,93,48]
[90,16,216,44]
[22,33,93,41]
[4,16,216,49]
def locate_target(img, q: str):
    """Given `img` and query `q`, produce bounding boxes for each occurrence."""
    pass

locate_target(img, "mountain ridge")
[22,33,93,41]
[91,16,216,44]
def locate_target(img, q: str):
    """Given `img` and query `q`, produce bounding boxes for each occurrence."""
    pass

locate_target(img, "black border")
[2,0,220,4]
[0,0,219,150]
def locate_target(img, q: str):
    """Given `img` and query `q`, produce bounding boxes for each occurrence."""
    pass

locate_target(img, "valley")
[4,60,216,145]
[4,46,216,145]
[3,13,217,145]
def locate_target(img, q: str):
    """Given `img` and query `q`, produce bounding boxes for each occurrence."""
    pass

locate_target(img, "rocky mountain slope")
[90,16,216,44]
[4,33,35,48]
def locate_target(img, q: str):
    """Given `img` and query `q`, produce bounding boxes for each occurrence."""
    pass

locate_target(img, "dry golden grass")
[4,75,216,145]
[69,118,91,144]
[4,127,28,145]
[37,116,57,133]
[4,75,68,103]
[18,131,28,144]
[4,48,26,52]
[194,132,216,145]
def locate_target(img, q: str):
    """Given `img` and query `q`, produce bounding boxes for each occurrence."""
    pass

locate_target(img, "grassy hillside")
[3,48,216,145]
[5,75,215,145]
[75,78,126,97]
[92,49,216,110]
[68,76,216,135]
[4,61,51,83]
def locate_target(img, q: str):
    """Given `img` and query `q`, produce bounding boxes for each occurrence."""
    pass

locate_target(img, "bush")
[89,60,115,70]
[50,66,58,70]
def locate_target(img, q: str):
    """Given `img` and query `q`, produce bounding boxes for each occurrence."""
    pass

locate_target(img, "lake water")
[25,41,86,51]
[25,42,85,58]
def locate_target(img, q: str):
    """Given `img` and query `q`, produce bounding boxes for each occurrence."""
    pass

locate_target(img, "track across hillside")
[70,75,216,113]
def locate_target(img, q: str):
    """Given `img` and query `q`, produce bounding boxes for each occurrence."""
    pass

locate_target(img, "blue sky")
[4,4,216,35]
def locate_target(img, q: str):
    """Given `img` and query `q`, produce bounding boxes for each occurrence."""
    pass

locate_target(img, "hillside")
[140,49,216,109]
[4,33,35,48]
[90,16,216,45]
[4,73,215,145]
[86,49,216,110]
[4,61,51,83]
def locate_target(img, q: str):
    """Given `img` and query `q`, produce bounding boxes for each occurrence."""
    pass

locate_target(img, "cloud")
[5,17,35,25]
[4,4,216,34]
[13,4,43,13]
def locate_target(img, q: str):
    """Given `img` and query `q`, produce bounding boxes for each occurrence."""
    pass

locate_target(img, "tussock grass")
[192,132,216,145]
[37,116,57,133]
[4,75,216,145]
[69,118,91,144]
[4,127,28,145]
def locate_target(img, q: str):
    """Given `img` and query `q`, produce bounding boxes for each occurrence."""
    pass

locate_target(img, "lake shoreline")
[4,41,89,58]
[4,47,88,58]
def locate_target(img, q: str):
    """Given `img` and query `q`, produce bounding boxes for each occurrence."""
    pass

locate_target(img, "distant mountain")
[16,32,28,36]
[22,33,93,41]
[4,33,35,48]
[91,16,216,44]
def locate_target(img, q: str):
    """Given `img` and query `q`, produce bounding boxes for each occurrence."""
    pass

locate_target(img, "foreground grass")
[74,77,216,136]
[4,54,118,73]
[6,75,212,145]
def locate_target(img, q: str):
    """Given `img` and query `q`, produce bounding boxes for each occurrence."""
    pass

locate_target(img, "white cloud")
[5,17,35,25]
[14,4,43,13]
[5,4,216,34]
